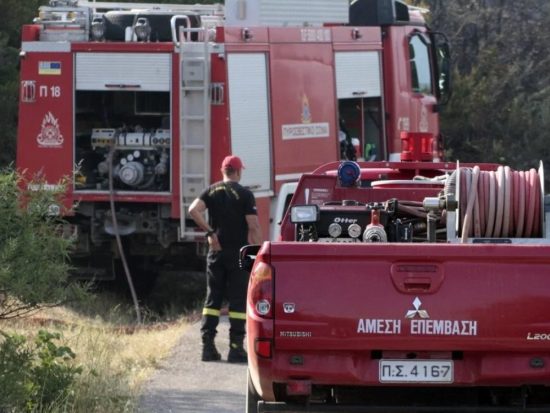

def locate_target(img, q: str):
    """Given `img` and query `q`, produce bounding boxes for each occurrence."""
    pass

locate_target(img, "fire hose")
[458,166,542,241]
[107,136,142,324]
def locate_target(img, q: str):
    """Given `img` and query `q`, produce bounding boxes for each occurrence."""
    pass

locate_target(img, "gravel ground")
[138,316,248,413]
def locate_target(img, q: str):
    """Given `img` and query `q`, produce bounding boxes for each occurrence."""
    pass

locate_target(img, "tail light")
[248,259,273,319]
[400,131,434,162]
[286,380,312,396]
[254,338,272,358]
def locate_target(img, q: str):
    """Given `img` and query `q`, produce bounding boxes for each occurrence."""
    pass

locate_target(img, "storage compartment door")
[335,51,381,98]
[76,53,170,91]
[227,53,272,193]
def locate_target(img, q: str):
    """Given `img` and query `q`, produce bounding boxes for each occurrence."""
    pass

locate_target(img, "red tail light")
[286,380,312,396]
[400,131,434,162]
[254,338,272,358]
[248,260,273,319]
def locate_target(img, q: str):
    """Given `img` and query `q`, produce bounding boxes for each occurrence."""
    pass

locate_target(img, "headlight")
[290,205,320,224]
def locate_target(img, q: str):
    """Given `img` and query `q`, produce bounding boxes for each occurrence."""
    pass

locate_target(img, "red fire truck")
[16,0,450,279]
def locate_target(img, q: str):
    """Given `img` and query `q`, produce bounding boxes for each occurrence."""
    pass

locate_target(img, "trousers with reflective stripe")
[201,248,249,342]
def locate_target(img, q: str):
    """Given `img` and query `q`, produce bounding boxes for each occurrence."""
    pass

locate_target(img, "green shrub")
[0,330,82,412]
[0,332,33,409]
[0,170,85,319]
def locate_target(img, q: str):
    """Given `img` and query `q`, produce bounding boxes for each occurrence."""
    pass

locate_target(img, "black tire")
[246,369,261,413]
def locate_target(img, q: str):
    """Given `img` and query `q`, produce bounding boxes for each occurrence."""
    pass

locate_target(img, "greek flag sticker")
[38,61,61,75]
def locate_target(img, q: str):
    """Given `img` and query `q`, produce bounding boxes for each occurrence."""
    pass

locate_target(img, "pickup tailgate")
[271,242,550,352]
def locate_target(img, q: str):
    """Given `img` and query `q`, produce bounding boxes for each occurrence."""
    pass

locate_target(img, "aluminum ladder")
[176,23,212,239]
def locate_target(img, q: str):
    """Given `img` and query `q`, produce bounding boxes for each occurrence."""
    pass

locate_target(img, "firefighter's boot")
[201,335,221,362]
[227,338,247,363]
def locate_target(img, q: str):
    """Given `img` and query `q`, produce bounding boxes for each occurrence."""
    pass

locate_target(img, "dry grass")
[1,302,189,412]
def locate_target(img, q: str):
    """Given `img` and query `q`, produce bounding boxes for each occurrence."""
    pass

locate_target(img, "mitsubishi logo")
[405,297,430,319]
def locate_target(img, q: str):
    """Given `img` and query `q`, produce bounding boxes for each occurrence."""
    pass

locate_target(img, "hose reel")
[454,164,545,240]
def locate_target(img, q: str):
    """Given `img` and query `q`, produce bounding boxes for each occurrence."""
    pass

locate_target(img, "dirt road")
[139,316,248,413]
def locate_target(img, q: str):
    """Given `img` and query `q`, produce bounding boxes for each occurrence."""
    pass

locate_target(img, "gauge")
[328,223,342,238]
[348,223,362,238]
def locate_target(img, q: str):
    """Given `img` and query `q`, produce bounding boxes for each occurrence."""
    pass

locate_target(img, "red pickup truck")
[242,160,550,413]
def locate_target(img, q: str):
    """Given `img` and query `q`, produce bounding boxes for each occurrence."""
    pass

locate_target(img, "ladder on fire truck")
[175,21,212,239]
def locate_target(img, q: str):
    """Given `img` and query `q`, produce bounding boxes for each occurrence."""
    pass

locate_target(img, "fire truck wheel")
[246,369,260,413]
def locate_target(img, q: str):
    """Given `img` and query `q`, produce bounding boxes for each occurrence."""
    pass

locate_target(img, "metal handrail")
[170,15,192,45]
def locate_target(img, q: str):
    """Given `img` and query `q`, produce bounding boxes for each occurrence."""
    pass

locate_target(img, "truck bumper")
[259,402,550,412]
[251,350,550,411]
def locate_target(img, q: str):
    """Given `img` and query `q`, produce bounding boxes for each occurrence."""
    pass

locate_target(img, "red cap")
[221,155,244,170]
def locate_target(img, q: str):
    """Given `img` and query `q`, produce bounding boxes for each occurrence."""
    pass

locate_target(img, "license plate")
[379,360,453,383]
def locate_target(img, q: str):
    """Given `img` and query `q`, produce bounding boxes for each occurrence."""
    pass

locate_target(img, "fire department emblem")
[37,111,64,148]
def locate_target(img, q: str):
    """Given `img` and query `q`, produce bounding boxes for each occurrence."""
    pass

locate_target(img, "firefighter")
[188,155,262,363]
[339,118,357,161]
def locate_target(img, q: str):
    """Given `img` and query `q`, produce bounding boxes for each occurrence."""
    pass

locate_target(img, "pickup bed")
[243,161,550,413]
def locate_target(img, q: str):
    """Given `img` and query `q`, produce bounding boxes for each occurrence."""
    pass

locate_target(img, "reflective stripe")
[203,308,221,317]
[229,311,246,320]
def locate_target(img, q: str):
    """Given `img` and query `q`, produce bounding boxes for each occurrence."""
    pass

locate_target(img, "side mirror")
[239,244,261,272]
[430,31,452,106]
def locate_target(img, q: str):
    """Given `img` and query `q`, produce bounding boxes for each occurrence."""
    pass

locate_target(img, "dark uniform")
[339,118,357,161]
[199,180,257,351]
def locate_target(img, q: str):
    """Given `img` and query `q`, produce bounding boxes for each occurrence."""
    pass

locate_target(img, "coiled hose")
[456,166,541,240]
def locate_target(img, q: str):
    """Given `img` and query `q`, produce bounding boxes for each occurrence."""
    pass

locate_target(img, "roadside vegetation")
[0,171,193,412]
[1,303,188,412]
[411,0,550,171]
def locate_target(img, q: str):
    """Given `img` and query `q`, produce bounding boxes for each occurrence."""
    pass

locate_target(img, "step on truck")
[242,156,550,412]
[16,0,450,279]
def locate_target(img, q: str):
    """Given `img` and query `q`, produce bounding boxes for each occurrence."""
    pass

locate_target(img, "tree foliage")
[0,171,81,319]
[411,0,550,169]
[0,330,82,411]
[0,0,46,167]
